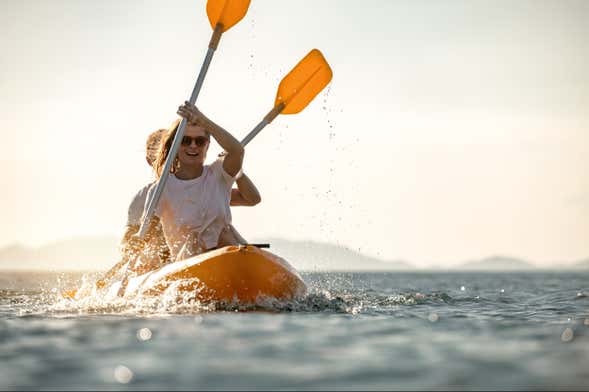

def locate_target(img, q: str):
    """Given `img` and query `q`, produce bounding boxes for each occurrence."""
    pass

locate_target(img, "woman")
[145,101,246,261]
[103,120,261,279]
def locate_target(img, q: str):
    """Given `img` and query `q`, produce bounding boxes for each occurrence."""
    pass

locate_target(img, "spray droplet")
[500,289,505,293]
[136,328,152,341]
[561,328,574,342]
[114,365,133,384]
[460,286,465,291]
[194,315,203,324]
[428,313,439,322]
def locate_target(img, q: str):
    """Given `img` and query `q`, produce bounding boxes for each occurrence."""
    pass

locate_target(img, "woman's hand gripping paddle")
[116,0,251,298]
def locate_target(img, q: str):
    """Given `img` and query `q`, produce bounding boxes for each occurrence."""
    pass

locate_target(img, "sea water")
[0,270,588,390]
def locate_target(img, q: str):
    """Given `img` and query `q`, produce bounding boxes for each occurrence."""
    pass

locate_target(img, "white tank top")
[144,158,235,261]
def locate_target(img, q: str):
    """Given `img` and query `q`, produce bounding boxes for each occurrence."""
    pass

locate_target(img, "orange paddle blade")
[275,49,333,115]
[206,0,251,32]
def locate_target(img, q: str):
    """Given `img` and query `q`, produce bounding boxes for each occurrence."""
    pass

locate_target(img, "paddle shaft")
[240,103,285,146]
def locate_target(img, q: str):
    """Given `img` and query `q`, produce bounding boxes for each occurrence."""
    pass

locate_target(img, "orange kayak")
[67,245,307,303]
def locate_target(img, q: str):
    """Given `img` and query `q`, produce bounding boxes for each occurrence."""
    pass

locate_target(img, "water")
[1,270,588,390]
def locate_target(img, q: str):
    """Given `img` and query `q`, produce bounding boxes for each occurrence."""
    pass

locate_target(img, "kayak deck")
[90,245,307,303]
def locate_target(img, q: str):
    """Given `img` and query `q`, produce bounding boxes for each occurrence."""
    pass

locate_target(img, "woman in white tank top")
[145,101,245,261]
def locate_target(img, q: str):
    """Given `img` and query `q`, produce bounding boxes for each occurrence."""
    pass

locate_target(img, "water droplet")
[460,286,465,291]
[561,327,574,343]
[428,313,439,322]
[114,365,133,384]
[500,289,505,293]
[194,315,203,324]
[136,328,152,341]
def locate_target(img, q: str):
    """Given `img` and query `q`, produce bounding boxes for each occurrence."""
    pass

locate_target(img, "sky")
[1,0,588,268]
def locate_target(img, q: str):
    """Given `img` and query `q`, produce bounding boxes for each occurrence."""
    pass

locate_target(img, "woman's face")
[177,124,209,167]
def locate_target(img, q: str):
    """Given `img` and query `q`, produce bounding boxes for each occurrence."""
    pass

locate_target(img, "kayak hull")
[110,245,306,303]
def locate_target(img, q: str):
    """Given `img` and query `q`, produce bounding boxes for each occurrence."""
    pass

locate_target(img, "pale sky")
[1,0,588,267]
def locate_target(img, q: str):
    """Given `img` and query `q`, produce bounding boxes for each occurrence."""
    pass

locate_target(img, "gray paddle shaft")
[240,119,268,147]
[137,47,216,239]
[241,102,285,146]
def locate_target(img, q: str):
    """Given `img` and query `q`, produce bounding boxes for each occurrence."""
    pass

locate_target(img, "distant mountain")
[6,237,582,272]
[0,236,412,272]
[456,255,536,271]
[572,258,589,269]
[0,236,119,271]
[257,238,412,271]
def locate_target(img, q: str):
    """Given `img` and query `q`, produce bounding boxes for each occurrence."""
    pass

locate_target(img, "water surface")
[1,271,588,390]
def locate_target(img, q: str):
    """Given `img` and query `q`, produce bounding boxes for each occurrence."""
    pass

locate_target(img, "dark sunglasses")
[181,135,209,147]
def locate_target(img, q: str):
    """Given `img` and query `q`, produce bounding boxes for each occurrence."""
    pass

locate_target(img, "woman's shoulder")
[205,158,224,177]
[207,157,235,185]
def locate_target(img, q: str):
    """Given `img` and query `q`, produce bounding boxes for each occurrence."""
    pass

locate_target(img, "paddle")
[240,49,333,146]
[224,49,332,251]
[115,0,251,297]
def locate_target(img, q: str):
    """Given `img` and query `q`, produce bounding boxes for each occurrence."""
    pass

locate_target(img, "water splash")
[2,274,457,318]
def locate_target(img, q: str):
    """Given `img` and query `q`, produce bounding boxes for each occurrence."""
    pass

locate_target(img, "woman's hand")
[177,102,244,177]
[177,101,208,126]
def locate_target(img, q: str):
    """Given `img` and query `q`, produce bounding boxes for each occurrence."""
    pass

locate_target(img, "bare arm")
[230,173,261,206]
[177,102,244,177]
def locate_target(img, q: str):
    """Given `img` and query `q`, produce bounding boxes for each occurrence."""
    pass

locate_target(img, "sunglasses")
[181,135,209,147]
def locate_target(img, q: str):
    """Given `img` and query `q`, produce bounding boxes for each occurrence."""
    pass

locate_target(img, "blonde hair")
[154,119,181,178]
[145,128,167,165]
[153,119,212,178]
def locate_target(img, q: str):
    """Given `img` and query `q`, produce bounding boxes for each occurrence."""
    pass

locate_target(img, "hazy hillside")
[256,238,412,271]
[0,236,412,271]
[2,237,585,272]
[456,255,536,271]
[0,236,120,271]
[572,258,589,269]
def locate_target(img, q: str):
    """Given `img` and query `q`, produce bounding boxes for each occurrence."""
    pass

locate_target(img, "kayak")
[67,245,307,303]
